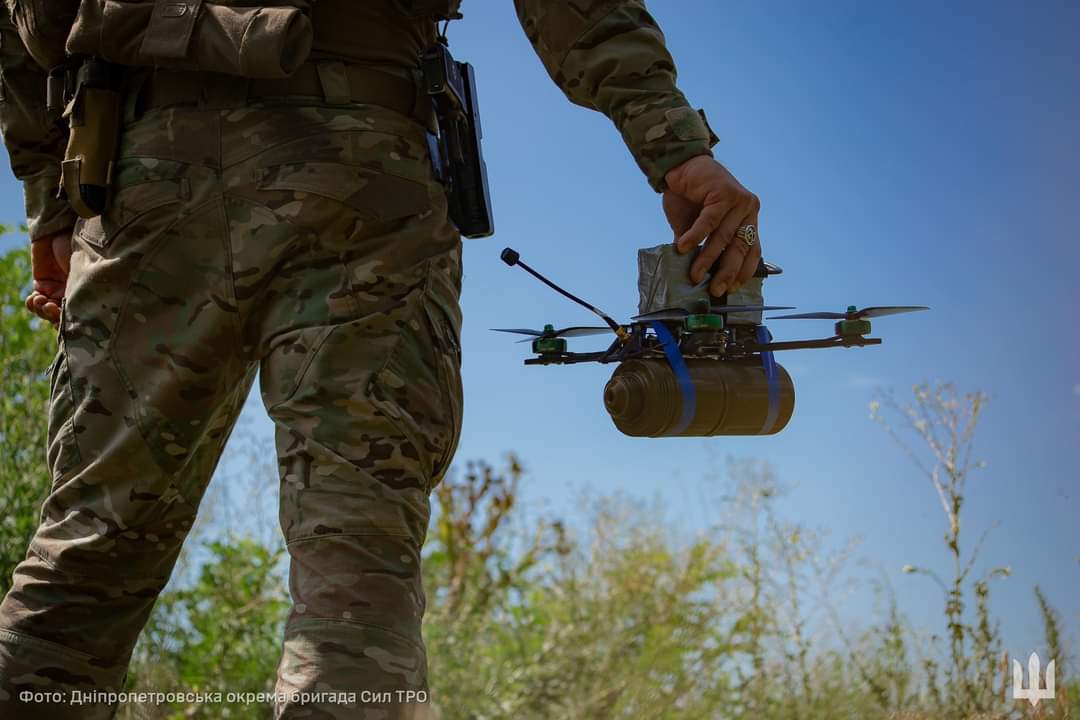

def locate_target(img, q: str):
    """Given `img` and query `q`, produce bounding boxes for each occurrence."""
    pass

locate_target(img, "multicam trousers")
[0,100,464,719]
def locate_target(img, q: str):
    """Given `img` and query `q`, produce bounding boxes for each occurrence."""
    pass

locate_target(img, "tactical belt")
[132,61,436,131]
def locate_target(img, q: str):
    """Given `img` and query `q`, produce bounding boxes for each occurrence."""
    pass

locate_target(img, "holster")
[422,42,493,238]
[58,58,122,219]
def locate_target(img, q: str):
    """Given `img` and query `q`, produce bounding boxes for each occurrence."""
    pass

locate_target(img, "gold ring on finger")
[735,224,758,247]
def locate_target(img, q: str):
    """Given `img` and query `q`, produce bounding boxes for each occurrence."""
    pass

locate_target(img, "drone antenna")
[500,248,627,340]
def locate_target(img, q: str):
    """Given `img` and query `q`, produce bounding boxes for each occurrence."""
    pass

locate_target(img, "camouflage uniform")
[0,2,716,718]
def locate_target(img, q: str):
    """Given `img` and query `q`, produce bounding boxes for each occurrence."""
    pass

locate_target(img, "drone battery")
[603,359,795,437]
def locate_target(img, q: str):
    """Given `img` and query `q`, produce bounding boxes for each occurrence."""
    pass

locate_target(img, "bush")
[0,241,55,596]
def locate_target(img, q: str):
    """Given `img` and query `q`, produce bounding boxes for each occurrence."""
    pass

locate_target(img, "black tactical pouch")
[58,58,123,219]
[422,42,494,239]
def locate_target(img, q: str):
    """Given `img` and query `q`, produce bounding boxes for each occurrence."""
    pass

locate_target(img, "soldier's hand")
[663,155,762,297]
[25,230,73,326]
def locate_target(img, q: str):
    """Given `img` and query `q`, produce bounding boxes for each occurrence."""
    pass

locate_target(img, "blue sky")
[1,1,1077,664]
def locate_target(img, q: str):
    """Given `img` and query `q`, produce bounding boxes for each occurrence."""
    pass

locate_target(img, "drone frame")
[520,316,882,366]
[497,247,925,368]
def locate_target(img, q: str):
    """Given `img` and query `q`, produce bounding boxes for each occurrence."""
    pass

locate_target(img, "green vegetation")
[0,242,54,597]
[1,244,1076,719]
[129,539,288,719]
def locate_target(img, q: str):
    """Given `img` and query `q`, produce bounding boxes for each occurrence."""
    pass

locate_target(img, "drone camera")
[500,247,520,267]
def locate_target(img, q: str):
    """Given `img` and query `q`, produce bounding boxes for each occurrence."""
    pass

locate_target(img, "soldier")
[0,1,762,718]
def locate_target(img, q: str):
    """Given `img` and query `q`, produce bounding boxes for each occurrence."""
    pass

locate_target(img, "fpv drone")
[493,247,927,438]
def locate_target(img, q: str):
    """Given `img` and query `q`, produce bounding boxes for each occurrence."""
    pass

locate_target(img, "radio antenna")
[500,248,627,340]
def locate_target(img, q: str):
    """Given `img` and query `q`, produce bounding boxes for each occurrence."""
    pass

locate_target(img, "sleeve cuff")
[620,105,719,192]
[23,171,76,241]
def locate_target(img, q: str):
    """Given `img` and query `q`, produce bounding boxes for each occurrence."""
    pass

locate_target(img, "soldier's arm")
[514,0,716,192]
[0,11,75,240]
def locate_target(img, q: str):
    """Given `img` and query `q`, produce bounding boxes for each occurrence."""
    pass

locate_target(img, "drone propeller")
[492,326,614,343]
[632,304,796,322]
[769,305,929,321]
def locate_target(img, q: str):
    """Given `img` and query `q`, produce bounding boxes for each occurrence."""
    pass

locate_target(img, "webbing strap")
[756,325,781,434]
[651,321,696,434]
[138,62,435,129]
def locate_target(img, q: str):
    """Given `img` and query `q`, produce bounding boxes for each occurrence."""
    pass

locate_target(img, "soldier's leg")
[0,124,253,719]
[228,104,462,719]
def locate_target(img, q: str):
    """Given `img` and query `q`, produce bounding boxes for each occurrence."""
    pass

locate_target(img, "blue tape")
[651,321,696,434]
[756,325,780,434]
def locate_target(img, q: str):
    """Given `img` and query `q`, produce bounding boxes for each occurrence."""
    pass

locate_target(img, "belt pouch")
[61,61,122,219]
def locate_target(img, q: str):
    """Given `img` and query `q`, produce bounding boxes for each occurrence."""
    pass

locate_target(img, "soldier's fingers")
[690,201,750,285]
[735,241,763,288]
[24,292,52,323]
[41,300,60,325]
[676,201,733,255]
[731,212,762,287]
[663,192,701,248]
[707,238,751,297]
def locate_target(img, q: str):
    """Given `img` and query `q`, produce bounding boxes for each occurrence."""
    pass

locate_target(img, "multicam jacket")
[0,0,715,240]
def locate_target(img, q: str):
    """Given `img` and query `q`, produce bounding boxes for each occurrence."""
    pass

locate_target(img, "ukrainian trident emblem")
[1012,652,1056,707]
